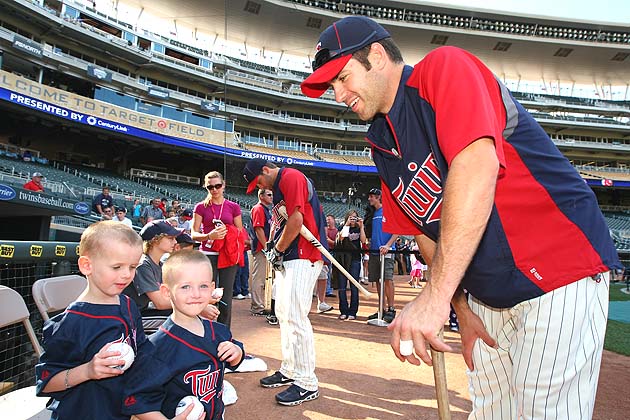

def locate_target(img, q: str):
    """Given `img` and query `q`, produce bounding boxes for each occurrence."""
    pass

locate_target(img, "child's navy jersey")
[36,295,146,420]
[122,317,244,420]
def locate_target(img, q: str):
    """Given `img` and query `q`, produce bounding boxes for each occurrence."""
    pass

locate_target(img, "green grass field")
[605,282,630,356]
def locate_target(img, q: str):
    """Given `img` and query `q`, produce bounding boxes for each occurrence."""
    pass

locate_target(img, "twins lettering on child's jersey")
[391,154,442,227]
[183,365,221,403]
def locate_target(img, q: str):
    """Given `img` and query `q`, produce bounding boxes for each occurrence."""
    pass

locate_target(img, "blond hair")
[162,250,213,286]
[80,221,142,257]
[143,233,170,254]
[202,171,224,207]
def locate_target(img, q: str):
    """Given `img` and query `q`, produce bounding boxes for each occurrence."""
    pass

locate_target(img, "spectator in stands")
[101,207,113,221]
[132,198,142,218]
[140,198,164,225]
[114,206,133,227]
[23,172,45,192]
[175,208,193,234]
[92,186,113,216]
[191,171,244,329]
[159,197,168,217]
[170,199,181,215]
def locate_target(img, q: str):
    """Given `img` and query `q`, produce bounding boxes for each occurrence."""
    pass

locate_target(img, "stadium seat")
[0,286,49,420]
[32,275,87,322]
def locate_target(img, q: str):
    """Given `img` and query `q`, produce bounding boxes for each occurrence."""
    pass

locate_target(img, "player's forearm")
[415,234,436,266]
[428,138,499,303]
[276,210,302,252]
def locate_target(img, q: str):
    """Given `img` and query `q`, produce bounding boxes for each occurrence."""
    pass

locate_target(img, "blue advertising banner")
[0,86,377,174]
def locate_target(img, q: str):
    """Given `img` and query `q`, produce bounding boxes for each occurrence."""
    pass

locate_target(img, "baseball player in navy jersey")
[123,250,244,420]
[36,221,146,420]
[243,159,326,406]
[302,16,620,419]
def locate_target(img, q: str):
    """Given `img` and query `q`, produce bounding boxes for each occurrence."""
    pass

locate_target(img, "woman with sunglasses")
[191,171,243,328]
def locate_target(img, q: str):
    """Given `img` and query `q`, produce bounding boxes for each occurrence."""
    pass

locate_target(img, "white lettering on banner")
[9,93,69,117]
[18,191,75,210]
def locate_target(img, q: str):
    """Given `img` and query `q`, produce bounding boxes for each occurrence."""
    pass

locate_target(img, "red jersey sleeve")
[381,180,423,236]
[278,171,308,216]
[415,46,506,171]
[251,204,265,228]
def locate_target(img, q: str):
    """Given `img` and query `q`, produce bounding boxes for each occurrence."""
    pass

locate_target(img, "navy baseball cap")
[243,158,270,194]
[176,233,195,245]
[368,188,382,196]
[139,220,182,241]
[301,16,390,98]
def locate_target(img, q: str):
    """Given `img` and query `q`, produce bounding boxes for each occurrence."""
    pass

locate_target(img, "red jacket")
[23,180,44,192]
[216,225,245,269]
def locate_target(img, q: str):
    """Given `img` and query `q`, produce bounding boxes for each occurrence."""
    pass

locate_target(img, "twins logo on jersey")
[183,365,221,403]
[391,154,443,227]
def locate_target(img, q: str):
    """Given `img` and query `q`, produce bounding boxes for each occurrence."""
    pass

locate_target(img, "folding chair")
[0,286,48,419]
[32,275,87,321]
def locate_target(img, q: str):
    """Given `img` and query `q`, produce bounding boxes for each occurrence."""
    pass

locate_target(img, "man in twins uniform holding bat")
[301,16,620,419]
[243,158,327,406]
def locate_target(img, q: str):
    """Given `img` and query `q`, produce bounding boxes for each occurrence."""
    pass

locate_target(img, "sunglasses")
[311,30,379,71]
[265,193,273,197]
[205,183,223,191]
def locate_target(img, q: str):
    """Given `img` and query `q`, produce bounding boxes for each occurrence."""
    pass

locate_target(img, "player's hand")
[217,341,243,366]
[388,283,453,366]
[379,245,389,255]
[456,308,497,370]
[87,342,125,379]
[264,242,284,271]
[200,304,220,321]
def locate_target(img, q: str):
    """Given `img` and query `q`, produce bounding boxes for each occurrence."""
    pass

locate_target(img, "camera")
[212,219,224,228]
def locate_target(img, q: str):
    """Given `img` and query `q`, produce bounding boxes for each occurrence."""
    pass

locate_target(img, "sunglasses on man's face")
[265,193,273,197]
[205,183,223,191]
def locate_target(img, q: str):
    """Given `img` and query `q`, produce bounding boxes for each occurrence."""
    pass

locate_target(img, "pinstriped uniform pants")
[275,259,323,392]
[467,273,609,420]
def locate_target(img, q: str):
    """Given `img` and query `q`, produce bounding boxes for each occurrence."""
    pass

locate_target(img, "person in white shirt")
[114,207,133,228]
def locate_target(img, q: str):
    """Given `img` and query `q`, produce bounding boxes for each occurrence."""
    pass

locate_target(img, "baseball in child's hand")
[211,287,223,300]
[175,395,204,420]
[106,342,135,371]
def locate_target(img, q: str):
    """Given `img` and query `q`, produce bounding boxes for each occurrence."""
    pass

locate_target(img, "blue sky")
[436,0,630,25]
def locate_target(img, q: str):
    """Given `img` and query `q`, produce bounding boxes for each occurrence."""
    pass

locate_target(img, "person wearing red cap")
[301,15,619,419]
[242,159,327,406]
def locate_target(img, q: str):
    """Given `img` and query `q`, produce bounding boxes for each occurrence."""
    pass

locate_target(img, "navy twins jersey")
[368,46,620,308]
[36,295,146,420]
[122,317,244,420]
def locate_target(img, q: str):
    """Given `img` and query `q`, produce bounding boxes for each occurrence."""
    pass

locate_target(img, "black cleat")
[275,384,319,406]
[260,371,294,388]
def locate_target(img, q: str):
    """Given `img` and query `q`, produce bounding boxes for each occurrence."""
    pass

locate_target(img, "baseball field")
[225,276,630,419]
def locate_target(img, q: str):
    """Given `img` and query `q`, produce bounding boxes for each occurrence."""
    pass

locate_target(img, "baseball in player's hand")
[87,342,126,379]
[217,341,243,366]
[388,284,453,366]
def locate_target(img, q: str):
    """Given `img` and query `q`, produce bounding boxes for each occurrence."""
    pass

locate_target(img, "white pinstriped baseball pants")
[275,259,323,392]
[467,273,609,420]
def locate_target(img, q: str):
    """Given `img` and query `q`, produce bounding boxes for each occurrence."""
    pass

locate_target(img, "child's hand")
[217,341,243,366]
[87,342,125,379]
[201,304,220,321]
[171,403,205,420]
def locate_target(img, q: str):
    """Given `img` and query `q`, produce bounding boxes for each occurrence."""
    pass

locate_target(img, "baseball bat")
[263,219,277,312]
[431,328,451,420]
[276,206,372,298]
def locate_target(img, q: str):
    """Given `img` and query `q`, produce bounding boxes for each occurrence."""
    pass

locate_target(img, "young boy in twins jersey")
[123,250,244,420]
[36,221,146,420]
